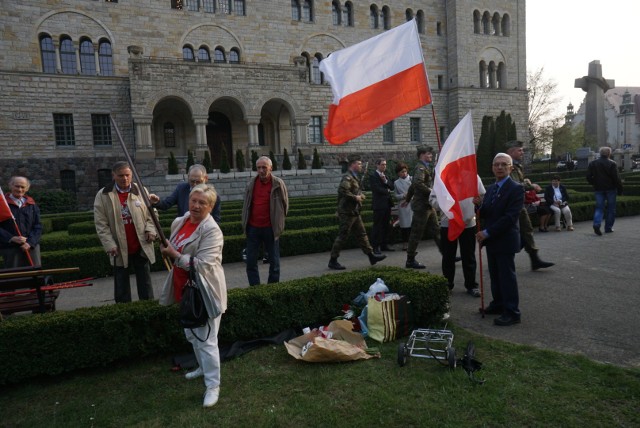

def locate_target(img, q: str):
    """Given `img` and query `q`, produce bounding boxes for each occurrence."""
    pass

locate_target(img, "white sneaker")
[185,367,203,380]
[203,387,220,408]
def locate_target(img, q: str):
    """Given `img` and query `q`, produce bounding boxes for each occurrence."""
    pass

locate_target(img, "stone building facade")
[0,0,528,207]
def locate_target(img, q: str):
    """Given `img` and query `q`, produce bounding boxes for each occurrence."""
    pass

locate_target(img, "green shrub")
[297,149,307,170]
[0,268,447,385]
[168,152,179,174]
[251,150,259,171]
[312,148,322,169]
[28,189,77,214]
[219,145,231,173]
[202,150,213,173]
[186,149,195,171]
[235,149,246,172]
[282,149,292,170]
[269,151,278,171]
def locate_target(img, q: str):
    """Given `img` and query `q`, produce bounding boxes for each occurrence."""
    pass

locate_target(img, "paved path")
[55,216,640,368]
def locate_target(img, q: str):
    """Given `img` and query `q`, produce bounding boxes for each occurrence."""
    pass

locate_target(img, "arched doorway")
[206,112,233,169]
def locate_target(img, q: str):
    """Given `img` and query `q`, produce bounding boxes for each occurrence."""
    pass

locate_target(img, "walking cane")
[109,115,172,271]
[475,207,485,318]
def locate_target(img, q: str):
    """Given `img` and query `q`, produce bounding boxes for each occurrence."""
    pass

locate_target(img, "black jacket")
[586,156,623,194]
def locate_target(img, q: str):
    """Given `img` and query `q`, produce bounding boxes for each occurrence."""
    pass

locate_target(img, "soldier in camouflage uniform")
[505,140,554,271]
[328,155,386,270]
[405,146,441,269]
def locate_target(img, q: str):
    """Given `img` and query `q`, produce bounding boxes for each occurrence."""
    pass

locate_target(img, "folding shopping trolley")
[397,327,456,369]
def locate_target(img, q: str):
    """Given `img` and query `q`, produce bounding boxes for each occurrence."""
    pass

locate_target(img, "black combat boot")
[405,256,426,269]
[530,251,554,271]
[328,257,346,270]
[368,252,386,265]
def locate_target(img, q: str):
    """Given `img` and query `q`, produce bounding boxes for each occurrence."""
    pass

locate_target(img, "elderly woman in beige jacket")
[160,184,227,408]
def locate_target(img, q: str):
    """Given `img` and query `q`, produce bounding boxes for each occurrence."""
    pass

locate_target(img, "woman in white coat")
[160,184,227,408]
[393,162,413,251]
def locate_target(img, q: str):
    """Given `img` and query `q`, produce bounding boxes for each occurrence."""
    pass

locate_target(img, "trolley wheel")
[397,343,408,367]
[446,346,457,369]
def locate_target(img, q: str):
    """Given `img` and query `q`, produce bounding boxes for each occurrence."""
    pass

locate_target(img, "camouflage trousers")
[330,214,374,258]
[407,207,441,258]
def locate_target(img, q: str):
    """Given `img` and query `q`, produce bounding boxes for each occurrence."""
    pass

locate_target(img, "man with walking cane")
[94,161,157,303]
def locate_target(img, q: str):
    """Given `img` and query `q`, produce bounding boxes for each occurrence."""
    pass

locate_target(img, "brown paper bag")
[284,320,379,362]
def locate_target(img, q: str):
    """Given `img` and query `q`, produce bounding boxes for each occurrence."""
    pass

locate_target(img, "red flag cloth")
[319,20,431,145]
[432,112,480,241]
[0,187,14,222]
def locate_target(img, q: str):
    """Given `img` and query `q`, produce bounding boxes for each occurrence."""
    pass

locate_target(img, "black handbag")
[179,257,211,341]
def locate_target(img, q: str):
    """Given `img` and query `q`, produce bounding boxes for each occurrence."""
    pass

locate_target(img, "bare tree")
[527,67,563,157]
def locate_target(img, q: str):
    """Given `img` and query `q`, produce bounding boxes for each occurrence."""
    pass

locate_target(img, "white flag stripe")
[319,20,424,104]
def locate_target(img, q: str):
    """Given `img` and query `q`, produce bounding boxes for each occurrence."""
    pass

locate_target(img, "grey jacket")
[241,174,289,239]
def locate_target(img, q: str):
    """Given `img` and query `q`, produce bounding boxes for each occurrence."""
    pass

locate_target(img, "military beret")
[347,154,361,164]
[505,140,524,149]
[416,146,434,156]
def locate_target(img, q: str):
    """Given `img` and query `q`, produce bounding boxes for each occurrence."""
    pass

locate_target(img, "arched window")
[482,11,491,35]
[80,39,96,75]
[291,0,301,20]
[416,10,425,34]
[39,35,57,74]
[332,1,341,25]
[214,48,226,63]
[473,10,481,34]
[343,2,353,26]
[234,0,245,15]
[198,46,211,62]
[60,37,77,75]
[492,13,501,36]
[219,0,231,14]
[229,48,240,63]
[183,46,195,62]
[479,61,487,88]
[501,14,511,36]
[164,122,176,147]
[202,0,215,13]
[381,6,391,30]
[302,0,312,22]
[370,5,379,29]
[405,9,414,22]
[98,40,114,76]
[310,56,321,84]
[60,170,76,193]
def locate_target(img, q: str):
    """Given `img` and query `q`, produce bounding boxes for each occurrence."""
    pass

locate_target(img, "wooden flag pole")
[109,115,172,271]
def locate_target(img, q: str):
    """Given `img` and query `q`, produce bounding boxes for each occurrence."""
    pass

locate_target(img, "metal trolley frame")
[397,328,456,369]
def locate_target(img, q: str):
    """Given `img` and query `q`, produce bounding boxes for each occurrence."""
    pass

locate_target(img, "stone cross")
[575,60,615,147]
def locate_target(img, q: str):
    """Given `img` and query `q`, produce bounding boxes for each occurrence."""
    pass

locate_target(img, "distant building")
[567,87,640,153]
[1,0,529,207]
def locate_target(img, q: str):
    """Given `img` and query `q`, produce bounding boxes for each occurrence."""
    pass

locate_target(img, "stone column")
[193,116,209,161]
[94,42,101,75]
[53,37,62,73]
[246,116,260,147]
[133,116,154,159]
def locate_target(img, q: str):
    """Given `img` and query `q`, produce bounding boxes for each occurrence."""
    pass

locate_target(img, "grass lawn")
[2,325,639,427]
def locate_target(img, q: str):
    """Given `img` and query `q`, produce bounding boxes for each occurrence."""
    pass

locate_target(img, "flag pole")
[430,105,443,152]
[476,208,485,318]
[11,220,35,266]
[109,115,172,271]
[1,189,35,266]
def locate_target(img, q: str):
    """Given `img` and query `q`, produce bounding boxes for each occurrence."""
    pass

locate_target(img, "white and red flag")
[0,186,14,223]
[319,19,431,145]
[432,112,482,241]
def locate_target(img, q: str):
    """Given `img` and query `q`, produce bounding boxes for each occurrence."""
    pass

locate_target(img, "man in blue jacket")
[476,153,524,326]
[149,164,221,223]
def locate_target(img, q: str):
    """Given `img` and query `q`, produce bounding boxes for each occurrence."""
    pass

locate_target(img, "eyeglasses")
[492,162,512,168]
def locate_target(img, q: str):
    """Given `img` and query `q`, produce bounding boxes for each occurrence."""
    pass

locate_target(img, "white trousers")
[550,205,573,228]
[185,315,221,389]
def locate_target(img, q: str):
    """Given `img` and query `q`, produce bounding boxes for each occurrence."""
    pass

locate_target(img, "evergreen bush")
[219,145,231,173]
[312,148,322,169]
[168,152,179,174]
[235,149,246,172]
[202,151,213,173]
[251,150,259,171]
[186,149,195,171]
[269,151,278,171]
[282,149,292,170]
[28,189,78,214]
[297,149,307,170]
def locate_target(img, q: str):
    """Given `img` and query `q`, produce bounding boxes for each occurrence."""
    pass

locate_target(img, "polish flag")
[0,187,14,223]
[432,112,482,241]
[319,19,431,145]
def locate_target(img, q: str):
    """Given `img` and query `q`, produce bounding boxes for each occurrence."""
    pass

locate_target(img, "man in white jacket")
[94,161,157,303]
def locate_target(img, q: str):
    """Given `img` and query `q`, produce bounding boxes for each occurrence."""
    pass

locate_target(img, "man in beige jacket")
[94,161,157,303]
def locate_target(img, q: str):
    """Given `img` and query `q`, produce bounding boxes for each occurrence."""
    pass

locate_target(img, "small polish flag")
[0,187,14,223]
[432,112,483,241]
[319,19,431,145]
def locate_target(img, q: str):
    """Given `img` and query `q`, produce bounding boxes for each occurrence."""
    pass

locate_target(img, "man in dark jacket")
[369,158,395,254]
[586,146,623,235]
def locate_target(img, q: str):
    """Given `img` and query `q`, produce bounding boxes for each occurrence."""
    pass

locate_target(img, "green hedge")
[0,267,448,385]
